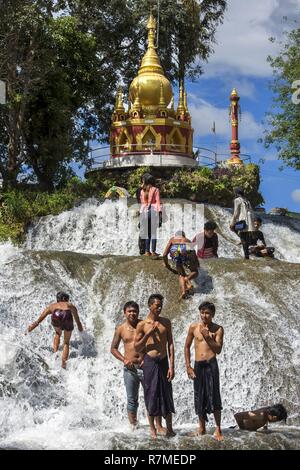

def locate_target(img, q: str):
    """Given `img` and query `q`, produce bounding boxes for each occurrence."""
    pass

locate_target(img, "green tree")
[0,0,227,189]
[0,0,56,187]
[69,0,227,85]
[23,16,110,190]
[264,28,300,170]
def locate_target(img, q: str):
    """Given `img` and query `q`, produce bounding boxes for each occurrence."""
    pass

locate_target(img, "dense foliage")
[264,28,300,170]
[0,164,263,243]
[0,0,226,188]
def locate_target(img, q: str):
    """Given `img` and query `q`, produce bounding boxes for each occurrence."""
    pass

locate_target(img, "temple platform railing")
[86,143,251,172]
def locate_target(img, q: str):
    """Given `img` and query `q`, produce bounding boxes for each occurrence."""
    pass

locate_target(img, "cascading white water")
[1,200,300,450]
[25,198,300,263]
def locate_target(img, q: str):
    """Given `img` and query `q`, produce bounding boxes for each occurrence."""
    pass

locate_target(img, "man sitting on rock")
[248,217,275,258]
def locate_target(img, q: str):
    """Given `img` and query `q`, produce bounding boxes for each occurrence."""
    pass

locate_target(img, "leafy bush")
[0,163,263,244]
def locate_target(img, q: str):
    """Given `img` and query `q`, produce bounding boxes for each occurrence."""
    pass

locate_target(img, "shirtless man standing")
[184,301,224,441]
[28,291,83,369]
[111,301,144,428]
[110,301,165,431]
[134,294,175,438]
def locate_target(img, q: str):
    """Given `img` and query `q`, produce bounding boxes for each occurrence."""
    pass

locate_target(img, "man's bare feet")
[150,428,157,439]
[144,252,151,257]
[188,429,206,437]
[156,425,167,435]
[213,429,224,441]
[62,361,67,369]
[185,278,193,290]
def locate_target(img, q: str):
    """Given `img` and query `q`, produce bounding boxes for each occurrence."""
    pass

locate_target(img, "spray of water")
[1,200,300,449]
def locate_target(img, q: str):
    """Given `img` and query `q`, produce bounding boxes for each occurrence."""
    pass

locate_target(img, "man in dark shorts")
[248,217,275,258]
[28,291,83,368]
[111,301,165,431]
[184,301,224,440]
[134,294,175,438]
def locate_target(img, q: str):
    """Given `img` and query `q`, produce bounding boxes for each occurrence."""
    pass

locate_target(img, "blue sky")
[83,0,300,212]
[185,0,300,212]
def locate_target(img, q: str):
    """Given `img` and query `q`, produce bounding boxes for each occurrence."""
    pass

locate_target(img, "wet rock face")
[25,199,300,264]
[0,336,64,408]
[0,199,300,449]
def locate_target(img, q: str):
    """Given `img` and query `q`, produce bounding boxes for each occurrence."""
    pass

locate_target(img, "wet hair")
[123,301,139,313]
[266,404,288,421]
[175,230,186,237]
[56,291,70,302]
[204,221,217,231]
[254,217,262,224]
[199,301,215,316]
[148,293,164,307]
[141,172,152,183]
[235,187,245,197]
[143,173,156,186]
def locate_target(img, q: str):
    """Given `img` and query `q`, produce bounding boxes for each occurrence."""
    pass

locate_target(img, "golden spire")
[231,88,239,98]
[177,81,185,114]
[115,86,125,113]
[128,13,173,111]
[132,82,142,111]
[138,13,164,76]
[159,81,166,108]
[184,91,189,113]
[170,96,175,110]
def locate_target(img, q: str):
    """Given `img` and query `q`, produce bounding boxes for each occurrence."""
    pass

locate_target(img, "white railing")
[86,144,251,172]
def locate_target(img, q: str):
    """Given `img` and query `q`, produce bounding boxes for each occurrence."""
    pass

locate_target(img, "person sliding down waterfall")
[110,300,165,432]
[234,404,287,431]
[163,231,199,300]
[184,301,224,441]
[27,291,83,369]
[134,294,176,439]
[230,187,255,260]
[139,174,162,257]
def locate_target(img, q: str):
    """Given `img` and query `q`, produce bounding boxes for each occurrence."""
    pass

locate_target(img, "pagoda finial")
[159,81,166,108]
[115,86,125,113]
[228,87,243,166]
[177,80,185,114]
[170,95,175,110]
[184,91,189,113]
[132,81,142,111]
[231,87,238,97]
[147,13,156,50]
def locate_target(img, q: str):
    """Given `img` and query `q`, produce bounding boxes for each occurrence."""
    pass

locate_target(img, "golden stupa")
[109,14,195,167]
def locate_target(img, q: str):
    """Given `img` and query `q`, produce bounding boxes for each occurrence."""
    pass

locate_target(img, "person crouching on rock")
[27,291,83,369]
[248,217,275,258]
[163,231,198,300]
[191,221,219,259]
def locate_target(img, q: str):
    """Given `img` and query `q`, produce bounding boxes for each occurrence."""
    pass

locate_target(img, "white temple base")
[100,153,198,169]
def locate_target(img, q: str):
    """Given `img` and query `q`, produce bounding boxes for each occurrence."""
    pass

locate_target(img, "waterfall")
[1,200,300,449]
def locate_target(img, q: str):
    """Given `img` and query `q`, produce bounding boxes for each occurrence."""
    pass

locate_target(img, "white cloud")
[188,95,263,140]
[292,189,300,203]
[202,0,300,78]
